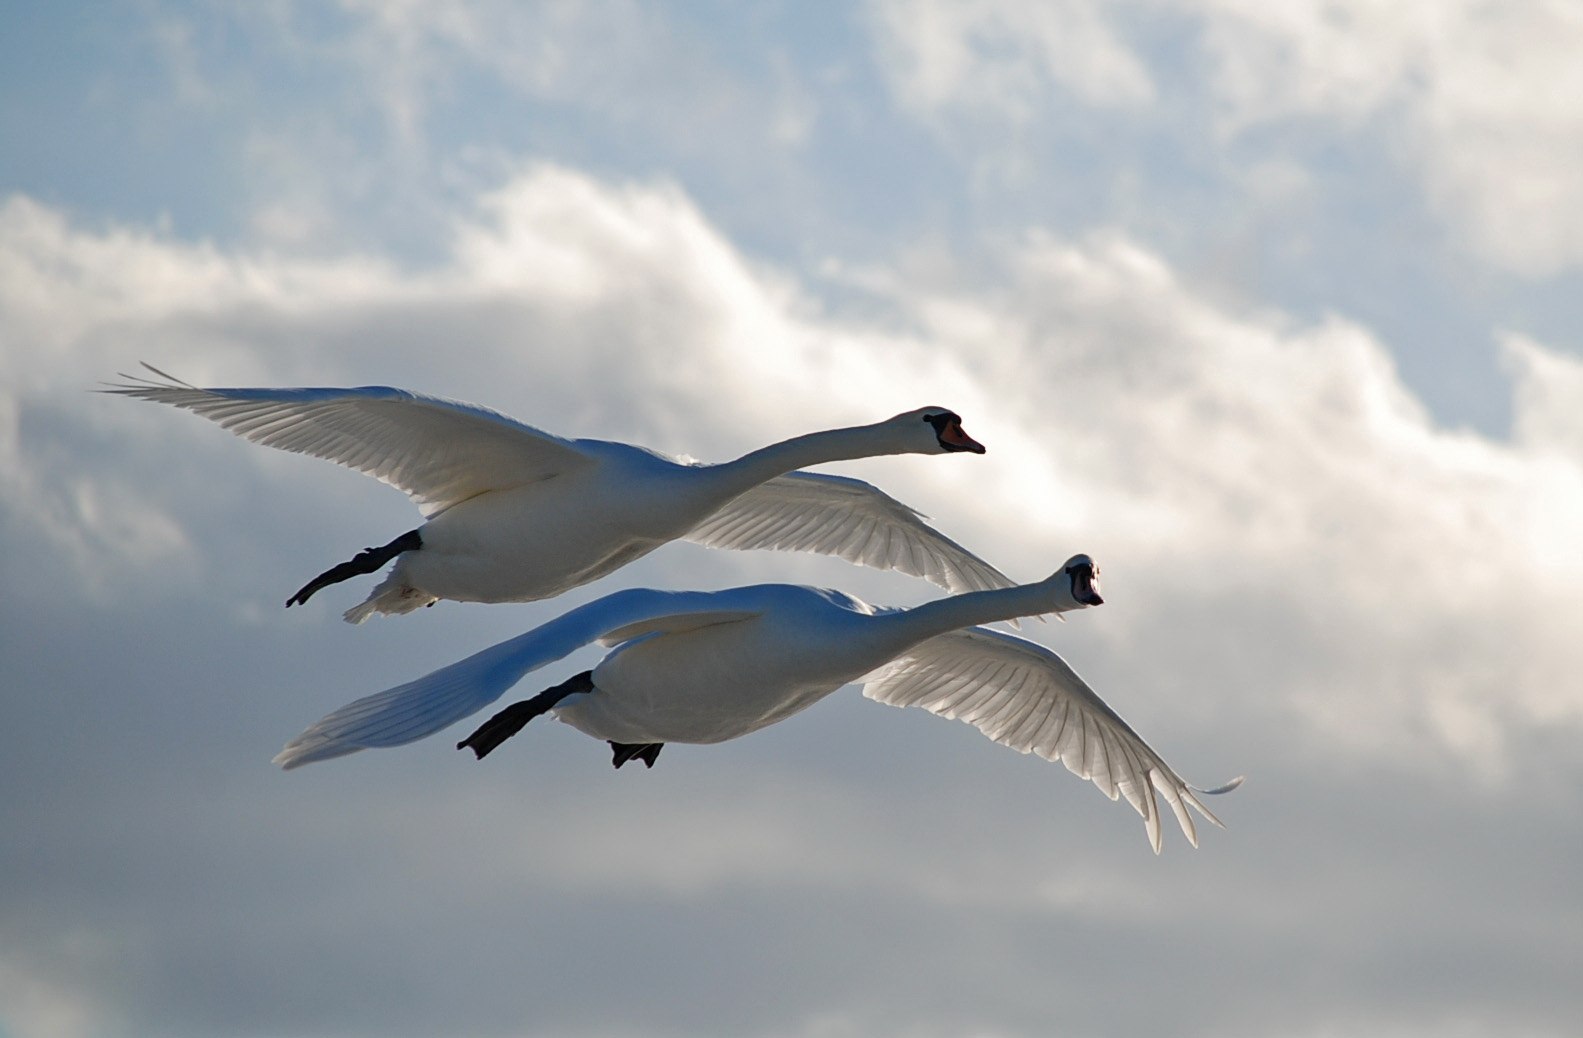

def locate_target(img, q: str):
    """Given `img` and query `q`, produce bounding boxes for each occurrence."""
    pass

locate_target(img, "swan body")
[274,557,1240,852]
[106,367,1011,622]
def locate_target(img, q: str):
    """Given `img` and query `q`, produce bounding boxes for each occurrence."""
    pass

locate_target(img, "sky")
[2,2,1581,1036]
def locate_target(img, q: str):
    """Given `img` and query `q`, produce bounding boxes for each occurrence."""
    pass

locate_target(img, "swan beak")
[940,422,987,454]
[1066,559,1104,606]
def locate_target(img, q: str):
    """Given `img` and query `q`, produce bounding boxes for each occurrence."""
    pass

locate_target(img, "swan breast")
[401,445,722,601]
[559,587,883,744]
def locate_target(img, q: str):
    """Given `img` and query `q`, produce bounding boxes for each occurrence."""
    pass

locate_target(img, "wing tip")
[1197,775,1246,796]
[271,738,333,770]
[98,362,195,395]
[272,734,368,770]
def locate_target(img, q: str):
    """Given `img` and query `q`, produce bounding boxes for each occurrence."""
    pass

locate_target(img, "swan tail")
[342,575,439,624]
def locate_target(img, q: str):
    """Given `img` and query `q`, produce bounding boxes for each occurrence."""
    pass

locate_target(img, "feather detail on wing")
[103,364,592,517]
[273,588,758,769]
[684,471,1015,595]
[860,627,1236,852]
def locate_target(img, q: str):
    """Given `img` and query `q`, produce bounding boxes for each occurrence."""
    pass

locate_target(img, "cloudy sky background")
[4,2,1582,1036]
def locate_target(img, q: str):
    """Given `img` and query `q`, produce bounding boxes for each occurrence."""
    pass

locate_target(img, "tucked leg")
[287,528,423,608]
[457,671,595,760]
[609,742,664,769]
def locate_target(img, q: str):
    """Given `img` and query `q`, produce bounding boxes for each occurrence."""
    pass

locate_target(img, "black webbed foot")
[609,742,664,769]
[287,528,423,607]
[457,700,544,759]
[457,671,594,760]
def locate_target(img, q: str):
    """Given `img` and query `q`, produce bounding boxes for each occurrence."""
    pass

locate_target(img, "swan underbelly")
[556,604,886,745]
[394,473,693,603]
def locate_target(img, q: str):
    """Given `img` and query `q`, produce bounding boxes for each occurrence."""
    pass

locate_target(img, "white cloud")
[333,0,817,159]
[862,0,1583,275]
[1188,0,1425,127]
[1503,331,1583,460]
[865,0,1156,122]
[1191,0,1583,275]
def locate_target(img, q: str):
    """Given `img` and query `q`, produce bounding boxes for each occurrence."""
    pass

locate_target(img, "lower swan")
[274,555,1240,851]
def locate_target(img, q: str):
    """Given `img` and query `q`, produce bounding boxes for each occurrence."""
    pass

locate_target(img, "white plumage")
[274,557,1240,852]
[106,366,1010,622]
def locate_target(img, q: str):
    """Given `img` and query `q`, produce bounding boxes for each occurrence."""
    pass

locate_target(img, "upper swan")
[106,365,1012,622]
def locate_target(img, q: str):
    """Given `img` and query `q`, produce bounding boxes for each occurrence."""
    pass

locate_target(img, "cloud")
[100,2,824,259]
[1504,331,1583,460]
[330,1,819,164]
[865,0,1156,120]
[0,958,110,1038]
[4,168,1581,1037]
[862,0,1583,276]
[1185,0,1583,275]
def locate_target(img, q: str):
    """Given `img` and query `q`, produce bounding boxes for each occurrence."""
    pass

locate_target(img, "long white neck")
[872,576,1089,655]
[702,421,917,500]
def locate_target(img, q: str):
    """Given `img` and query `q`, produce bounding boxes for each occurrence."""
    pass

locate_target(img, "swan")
[274,555,1241,852]
[105,366,1012,623]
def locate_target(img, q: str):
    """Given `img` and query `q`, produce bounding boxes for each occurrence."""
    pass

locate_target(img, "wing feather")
[104,365,592,517]
[861,626,1233,852]
[685,471,1014,595]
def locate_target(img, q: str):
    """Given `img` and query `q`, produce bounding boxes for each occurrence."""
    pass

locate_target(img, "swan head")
[1060,554,1104,606]
[889,407,986,455]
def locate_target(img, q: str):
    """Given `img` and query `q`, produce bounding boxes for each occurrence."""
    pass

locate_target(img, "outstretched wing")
[861,627,1240,852]
[273,587,759,769]
[104,364,592,517]
[684,471,1015,594]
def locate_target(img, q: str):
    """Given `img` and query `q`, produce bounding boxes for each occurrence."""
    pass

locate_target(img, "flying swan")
[107,366,1012,623]
[274,556,1240,852]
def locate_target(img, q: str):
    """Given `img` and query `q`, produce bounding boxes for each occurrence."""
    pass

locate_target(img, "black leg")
[609,742,664,769]
[286,528,422,607]
[457,671,595,760]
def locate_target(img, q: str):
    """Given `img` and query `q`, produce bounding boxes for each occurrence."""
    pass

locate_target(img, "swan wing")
[273,587,759,768]
[683,471,1015,594]
[860,627,1236,852]
[597,610,762,646]
[104,365,592,517]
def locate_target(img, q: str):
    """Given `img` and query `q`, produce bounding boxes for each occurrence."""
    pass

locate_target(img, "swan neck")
[886,579,1078,645]
[708,423,908,496]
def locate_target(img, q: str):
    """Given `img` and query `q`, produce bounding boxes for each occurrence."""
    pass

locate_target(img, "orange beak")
[941,422,986,454]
